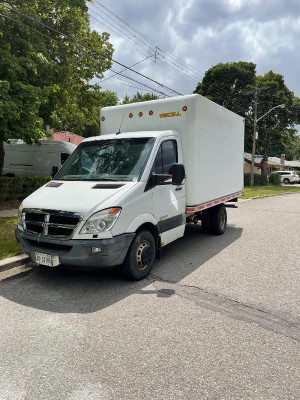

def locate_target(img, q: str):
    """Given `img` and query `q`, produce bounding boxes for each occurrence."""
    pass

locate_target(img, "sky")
[89,0,300,106]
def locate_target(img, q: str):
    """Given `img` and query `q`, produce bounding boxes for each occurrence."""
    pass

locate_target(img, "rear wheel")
[283,178,290,184]
[121,230,156,281]
[201,208,212,233]
[210,205,227,235]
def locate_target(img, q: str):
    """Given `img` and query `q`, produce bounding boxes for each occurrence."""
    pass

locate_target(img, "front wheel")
[121,230,156,280]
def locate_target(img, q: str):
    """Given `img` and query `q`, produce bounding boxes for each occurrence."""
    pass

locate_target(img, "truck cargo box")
[100,94,244,206]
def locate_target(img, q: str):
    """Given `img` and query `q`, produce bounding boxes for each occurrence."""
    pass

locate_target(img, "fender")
[127,213,158,233]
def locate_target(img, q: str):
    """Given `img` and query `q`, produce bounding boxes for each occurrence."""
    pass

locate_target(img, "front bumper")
[15,228,135,269]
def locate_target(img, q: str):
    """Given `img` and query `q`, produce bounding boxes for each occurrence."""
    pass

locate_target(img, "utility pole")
[250,89,258,187]
[244,87,269,187]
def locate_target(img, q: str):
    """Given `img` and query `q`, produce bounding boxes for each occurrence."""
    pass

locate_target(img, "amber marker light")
[149,110,153,115]
[101,116,105,121]
[110,208,121,215]
[182,106,187,111]
[129,113,133,118]
[139,112,143,117]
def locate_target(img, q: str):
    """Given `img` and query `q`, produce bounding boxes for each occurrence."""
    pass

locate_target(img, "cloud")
[91,0,300,100]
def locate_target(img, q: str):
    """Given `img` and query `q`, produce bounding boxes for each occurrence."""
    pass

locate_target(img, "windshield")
[54,138,154,181]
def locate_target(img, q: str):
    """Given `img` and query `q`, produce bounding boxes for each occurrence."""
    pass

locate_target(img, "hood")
[23,180,137,217]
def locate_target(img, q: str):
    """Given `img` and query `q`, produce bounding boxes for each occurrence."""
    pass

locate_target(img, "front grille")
[22,209,82,239]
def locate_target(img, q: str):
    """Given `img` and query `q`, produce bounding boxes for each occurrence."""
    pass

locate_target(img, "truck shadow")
[0,224,242,314]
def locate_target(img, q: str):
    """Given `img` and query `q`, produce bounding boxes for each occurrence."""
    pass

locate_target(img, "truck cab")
[16,130,186,280]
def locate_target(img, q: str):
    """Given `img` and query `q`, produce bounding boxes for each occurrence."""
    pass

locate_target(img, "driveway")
[0,193,299,400]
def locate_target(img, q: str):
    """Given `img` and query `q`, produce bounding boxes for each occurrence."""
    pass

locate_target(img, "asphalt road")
[0,193,299,400]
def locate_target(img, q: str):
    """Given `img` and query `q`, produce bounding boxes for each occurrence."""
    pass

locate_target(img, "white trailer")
[16,94,244,280]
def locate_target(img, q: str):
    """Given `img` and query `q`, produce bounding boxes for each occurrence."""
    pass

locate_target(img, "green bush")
[244,173,268,186]
[268,173,281,186]
[0,176,51,201]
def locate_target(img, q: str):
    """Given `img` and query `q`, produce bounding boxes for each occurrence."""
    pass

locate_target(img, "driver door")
[150,139,185,246]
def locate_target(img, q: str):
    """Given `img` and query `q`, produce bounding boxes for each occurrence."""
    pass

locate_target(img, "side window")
[146,140,178,191]
[61,152,70,165]
[153,140,177,174]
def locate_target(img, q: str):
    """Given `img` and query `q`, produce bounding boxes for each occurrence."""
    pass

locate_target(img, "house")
[43,128,85,146]
[244,153,300,173]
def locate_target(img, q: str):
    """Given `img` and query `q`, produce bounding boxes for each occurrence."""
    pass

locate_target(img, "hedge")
[244,173,268,186]
[268,173,281,186]
[0,176,51,201]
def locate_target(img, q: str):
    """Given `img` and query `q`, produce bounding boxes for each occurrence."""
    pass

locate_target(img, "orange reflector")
[149,110,153,115]
[101,116,105,121]
[139,112,143,117]
[182,106,187,111]
[129,113,133,118]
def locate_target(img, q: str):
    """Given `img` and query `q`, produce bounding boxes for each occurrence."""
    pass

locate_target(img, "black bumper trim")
[15,229,135,269]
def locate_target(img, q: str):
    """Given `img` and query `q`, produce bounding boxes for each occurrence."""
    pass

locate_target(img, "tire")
[201,208,212,233]
[283,178,290,184]
[210,205,227,235]
[121,230,156,281]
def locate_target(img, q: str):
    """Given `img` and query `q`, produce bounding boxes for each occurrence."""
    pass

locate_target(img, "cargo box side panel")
[182,95,244,206]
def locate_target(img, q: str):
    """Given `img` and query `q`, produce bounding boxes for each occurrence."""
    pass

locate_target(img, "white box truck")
[3,139,76,177]
[16,94,244,280]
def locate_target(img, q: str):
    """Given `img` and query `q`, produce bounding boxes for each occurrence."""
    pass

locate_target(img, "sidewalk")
[0,209,18,217]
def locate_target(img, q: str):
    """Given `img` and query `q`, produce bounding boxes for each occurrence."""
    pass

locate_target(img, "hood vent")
[46,182,63,188]
[92,183,125,189]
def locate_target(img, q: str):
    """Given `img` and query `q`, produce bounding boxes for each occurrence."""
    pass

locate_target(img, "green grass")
[242,185,300,199]
[0,217,23,261]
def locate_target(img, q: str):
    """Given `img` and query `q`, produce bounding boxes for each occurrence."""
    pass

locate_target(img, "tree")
[82,90,119,138]
[269,129,300,160]
[194,61,256,115]
[121,92,159,104]
[0,0,114,174]
[194,63,300,175]
[252,71,300,174]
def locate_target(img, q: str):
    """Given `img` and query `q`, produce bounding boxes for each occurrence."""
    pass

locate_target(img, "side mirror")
[172,163,186,186]
[52,165,59,178]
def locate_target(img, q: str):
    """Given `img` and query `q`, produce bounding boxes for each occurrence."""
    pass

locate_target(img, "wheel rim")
[136,240,152,271]
[220,210,226,230]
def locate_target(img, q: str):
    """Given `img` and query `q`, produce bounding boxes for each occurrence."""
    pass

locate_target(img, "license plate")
[32,252,59,267]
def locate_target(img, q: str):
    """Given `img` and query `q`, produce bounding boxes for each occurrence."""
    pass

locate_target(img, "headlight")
[80,208,121,234]
[17,202,23,226]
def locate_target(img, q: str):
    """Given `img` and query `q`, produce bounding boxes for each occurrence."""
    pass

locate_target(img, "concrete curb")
[0,254,31,273]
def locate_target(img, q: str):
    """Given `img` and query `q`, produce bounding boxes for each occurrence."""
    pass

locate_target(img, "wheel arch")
[127,213,158,236]
[127,214,161,252]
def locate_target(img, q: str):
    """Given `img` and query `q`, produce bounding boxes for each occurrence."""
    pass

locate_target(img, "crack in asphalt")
[147,274,300,342]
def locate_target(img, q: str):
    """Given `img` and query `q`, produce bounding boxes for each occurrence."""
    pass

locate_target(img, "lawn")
[242,185,300,199]
[0,217,23,261]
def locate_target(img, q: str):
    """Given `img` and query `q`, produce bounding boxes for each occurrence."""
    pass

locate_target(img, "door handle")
[175,187,182,191]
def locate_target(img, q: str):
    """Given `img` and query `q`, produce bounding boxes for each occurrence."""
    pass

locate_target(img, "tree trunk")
[261,154,268,176]
[0,140,5,176]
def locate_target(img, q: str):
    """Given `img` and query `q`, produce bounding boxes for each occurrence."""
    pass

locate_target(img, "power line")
[0,3,183,97]
[0,10,170,98]
[90,1,204,85]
